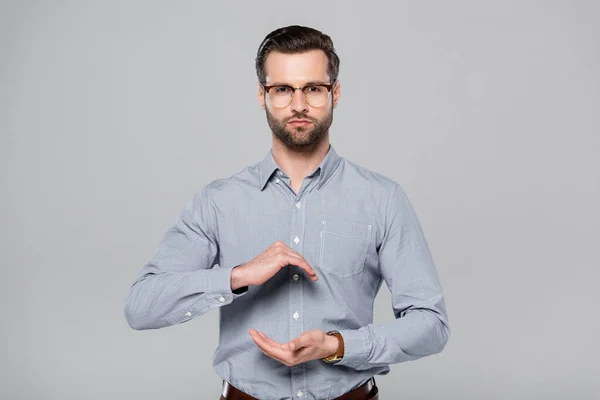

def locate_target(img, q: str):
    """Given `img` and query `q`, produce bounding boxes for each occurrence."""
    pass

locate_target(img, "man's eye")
[274,86,292,94]
[306,86,323,93]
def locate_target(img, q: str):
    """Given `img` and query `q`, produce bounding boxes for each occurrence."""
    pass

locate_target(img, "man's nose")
[290,89,309,113]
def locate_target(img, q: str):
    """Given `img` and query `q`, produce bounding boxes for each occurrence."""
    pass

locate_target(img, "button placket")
[290,189,307,399]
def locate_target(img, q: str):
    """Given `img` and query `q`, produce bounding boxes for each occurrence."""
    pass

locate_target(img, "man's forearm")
[335,300,450,370]
[125,265,241,330]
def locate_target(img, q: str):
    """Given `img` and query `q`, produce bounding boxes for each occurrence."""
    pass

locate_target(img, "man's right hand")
[230,241,318,290]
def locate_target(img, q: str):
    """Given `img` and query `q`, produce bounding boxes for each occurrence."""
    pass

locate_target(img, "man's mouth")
[288,119,312,125]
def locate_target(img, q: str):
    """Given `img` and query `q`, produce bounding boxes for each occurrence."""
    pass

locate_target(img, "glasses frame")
[261,80,336,108]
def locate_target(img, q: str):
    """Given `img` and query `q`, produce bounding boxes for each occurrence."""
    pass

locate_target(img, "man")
[124,25,450,400]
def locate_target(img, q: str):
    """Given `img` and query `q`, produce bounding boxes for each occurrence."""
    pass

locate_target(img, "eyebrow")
[267,80,331,86]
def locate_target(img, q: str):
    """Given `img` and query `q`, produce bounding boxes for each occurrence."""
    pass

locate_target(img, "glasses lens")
[304,85,329,107]
[268,86,293,107]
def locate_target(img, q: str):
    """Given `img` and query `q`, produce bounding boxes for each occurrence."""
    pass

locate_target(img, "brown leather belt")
[220,377,378,400]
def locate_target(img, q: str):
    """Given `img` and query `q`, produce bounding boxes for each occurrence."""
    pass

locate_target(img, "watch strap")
[322,330,344,363]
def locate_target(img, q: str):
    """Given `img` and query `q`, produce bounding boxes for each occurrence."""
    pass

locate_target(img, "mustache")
[287,114,315,122]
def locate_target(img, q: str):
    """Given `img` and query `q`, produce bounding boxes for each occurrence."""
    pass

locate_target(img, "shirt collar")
[258,144,341,191]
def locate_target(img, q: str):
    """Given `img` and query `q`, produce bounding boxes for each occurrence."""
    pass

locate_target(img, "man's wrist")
[325,333,339,357]
[230,264,248,291]
[323,330,344,363]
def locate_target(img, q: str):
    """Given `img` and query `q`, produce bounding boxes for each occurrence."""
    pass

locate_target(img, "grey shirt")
[124,144,450,400]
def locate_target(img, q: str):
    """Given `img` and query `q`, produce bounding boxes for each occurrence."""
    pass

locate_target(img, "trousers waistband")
[220,377,377,400]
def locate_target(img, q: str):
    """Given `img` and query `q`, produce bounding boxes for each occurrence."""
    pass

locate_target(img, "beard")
[265,104,333,148]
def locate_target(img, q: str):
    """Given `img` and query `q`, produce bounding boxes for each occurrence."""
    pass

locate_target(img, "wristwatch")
[322,330,344,363]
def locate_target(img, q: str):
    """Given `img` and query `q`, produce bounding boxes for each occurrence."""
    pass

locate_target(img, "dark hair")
[255,25,340,85]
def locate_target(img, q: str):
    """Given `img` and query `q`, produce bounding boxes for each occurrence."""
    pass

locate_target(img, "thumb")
[289,332,312,351]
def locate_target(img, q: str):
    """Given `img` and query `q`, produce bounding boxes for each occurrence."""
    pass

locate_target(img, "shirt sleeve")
[335,183,450,369]
[124,185,248,330]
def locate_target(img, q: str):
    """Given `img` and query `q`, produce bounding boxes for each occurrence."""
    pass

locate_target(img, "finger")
[251,334,274,354]
[252,338,285,363]
[250,332,290,362]
[272,242,315,271]
[250,330,274,353]
[257,331,283,348]
[270,243,318,281]
[289,331,314,351]
[250,330,285,351]
[282,251,318,280]
[273,243,307,263]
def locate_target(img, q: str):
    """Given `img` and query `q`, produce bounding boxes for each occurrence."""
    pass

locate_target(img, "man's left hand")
[249,328,338,367]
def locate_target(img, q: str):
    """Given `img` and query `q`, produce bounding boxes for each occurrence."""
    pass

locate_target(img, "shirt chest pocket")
[319,219,372,278]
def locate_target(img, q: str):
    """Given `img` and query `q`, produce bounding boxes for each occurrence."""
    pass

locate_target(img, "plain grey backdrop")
[1,1,599,399]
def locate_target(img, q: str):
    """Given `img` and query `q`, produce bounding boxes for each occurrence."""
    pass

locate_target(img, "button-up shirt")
[124,144,450,400]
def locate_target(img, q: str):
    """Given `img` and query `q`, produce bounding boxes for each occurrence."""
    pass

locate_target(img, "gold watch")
[322,330,344,363]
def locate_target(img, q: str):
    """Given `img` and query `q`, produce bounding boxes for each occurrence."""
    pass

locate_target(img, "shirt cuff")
[160,266,247,326]
[207,265,248,305]
[334,328,371,369]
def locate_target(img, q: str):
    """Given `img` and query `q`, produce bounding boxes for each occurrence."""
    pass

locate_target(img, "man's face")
[257,50,341,148]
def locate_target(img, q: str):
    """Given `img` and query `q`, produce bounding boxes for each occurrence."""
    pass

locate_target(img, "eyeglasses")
[262,80,336,108]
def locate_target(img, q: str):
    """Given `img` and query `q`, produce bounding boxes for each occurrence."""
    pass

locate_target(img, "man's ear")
[257,82,266,110]
[333,80,341,109]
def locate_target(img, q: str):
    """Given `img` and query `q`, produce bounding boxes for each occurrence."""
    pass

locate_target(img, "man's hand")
[249,329,339,367]
[231,241,318,290]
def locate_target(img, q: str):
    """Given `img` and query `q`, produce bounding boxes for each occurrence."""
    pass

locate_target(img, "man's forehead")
[264,50,330,84]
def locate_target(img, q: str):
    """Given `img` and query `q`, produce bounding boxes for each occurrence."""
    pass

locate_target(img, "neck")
[271,136,330,185]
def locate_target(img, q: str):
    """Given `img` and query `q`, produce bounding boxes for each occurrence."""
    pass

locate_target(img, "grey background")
[1,1,598,399]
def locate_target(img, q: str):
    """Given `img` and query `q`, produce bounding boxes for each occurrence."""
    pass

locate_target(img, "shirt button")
[296,202,301,209]
[292,274,299,281]
[293,312,299,320]
[219,296,225,303]
[275,178,280,183]
[297,391,303,397]
[293,236,300,244]
[185,312,191,317]
[278,170,283,176]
